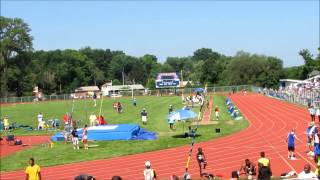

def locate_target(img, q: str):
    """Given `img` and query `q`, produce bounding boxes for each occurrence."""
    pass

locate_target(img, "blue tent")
[168,109,197,122]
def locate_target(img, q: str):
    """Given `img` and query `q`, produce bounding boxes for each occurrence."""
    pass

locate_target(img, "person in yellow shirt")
[25,158,41,180]
[257,151,272,179]
[3,116,9,130]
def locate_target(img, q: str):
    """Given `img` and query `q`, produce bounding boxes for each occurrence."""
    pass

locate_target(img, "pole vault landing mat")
[51,124,157,141]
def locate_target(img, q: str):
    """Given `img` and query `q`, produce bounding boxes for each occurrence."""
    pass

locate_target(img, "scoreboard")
[155,72,180,88]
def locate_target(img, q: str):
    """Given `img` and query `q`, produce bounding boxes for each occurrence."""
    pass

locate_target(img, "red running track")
[0,136,50,157]
[0,94,315,179]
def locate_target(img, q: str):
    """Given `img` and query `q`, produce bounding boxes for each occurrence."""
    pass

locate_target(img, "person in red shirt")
[96,115,106,125]
[63,113,70,125]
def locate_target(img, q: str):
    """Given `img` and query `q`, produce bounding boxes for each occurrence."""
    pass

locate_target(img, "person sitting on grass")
[239,159,256,179]
[196,147,207,177]
[25,158,41,180]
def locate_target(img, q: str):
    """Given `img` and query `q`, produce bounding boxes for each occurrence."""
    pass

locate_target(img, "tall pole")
[132,79,135,99]
[122,67,125,86]
[181,70,184,101]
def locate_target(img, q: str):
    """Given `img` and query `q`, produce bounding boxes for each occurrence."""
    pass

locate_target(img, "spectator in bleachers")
[298,164,316,179]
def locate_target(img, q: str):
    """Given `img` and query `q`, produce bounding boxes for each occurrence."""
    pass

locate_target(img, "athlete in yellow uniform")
[25,158,41,180]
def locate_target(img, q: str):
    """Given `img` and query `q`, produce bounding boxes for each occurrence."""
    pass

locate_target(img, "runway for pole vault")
[1,94,314,180]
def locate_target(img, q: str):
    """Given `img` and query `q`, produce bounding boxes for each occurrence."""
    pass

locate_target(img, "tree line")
[1,16,319,97]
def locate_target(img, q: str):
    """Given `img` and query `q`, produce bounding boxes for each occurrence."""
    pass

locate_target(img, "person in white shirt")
[37,112,43,130]
[298,164,317,179]
[316,107,320,122]
[143,161,157,180]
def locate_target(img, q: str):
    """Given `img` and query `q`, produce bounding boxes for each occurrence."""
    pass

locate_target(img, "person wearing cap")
[141,108,148,125]
[143,161,157,180]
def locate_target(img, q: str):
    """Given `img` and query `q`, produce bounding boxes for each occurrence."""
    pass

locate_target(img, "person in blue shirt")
[286,129,296,160]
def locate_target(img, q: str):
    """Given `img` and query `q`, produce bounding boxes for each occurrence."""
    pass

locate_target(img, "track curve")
[0,94,314,179]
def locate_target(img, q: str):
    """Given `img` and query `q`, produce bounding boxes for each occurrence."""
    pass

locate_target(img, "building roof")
[75,86,100,92]
[102,84,145,91]
[309,70,320,78]
[279,79,305,83]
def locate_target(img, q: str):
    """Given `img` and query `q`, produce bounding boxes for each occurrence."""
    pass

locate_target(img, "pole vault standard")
[183,93,205,179]
[98,93,104,118]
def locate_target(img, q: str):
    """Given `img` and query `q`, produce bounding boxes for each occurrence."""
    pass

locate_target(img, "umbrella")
[194,88,204,93]
[168,109,197,122]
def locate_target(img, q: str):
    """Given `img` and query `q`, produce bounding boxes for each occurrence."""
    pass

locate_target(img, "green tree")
[0,16,33,97]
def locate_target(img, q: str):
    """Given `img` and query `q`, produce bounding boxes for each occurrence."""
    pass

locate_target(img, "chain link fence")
[0,85,259,104]
[263,88,320,107]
